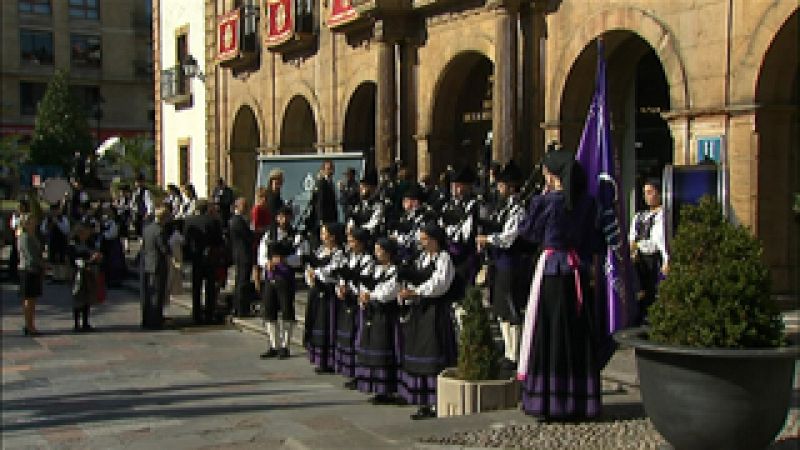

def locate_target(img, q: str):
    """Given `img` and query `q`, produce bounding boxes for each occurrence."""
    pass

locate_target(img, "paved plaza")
[1,273,797,449]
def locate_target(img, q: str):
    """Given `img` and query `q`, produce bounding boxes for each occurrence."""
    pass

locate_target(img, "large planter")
[436,368,519,418]
[615,327,798,450]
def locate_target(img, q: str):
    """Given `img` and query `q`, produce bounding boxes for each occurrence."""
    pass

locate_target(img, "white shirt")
[410,250,455,298]
[486,197,524,249]
[629,207,669,264]
[363,265,400,304]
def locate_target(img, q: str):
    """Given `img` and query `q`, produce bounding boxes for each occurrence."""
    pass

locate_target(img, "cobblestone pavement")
[1,274,797,450]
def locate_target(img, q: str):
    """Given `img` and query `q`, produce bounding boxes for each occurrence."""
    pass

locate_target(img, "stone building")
[153,0,797,297]
[0,0,154,143]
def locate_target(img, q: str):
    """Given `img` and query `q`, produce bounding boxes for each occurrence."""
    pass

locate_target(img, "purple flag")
[576,39,635,367]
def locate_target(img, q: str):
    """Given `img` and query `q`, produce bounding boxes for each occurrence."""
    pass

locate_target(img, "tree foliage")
[648,196,785,348]
[457,287,501,380]
[29,70,92,170]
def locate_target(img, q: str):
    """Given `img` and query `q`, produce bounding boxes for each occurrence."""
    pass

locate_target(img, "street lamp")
[182,55,205,82]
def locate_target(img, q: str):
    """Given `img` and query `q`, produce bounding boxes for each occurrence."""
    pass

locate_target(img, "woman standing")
[18,215,44,335]
[516,149,603,421]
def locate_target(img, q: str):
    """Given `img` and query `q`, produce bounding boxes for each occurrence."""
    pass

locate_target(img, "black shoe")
[278,347,290,359]
[369,394,397,405]
[343,380,357,390]
[22,327,40,336]
[410,406,436,420]
[260,349,279,359]
[314,367,335,374]
[81,324,95,332]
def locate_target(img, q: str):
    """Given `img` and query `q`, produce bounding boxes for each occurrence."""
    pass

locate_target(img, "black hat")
[496,160,523,184]
[403,184,425,201]
[375,237,398,257]
[268,241,291,257]
[542,149,586,211]
[359,171,378,186]
[452,166,477,184]
[323,222,346,245]
[420,222,446,247]
[644,177,661,192]
[349,227,371,244]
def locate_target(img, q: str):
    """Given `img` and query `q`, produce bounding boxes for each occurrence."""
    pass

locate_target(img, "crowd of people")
[7,148,669,423]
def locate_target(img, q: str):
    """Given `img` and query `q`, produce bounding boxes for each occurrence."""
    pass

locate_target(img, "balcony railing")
[160,66,191,106]
[218,5,259,69]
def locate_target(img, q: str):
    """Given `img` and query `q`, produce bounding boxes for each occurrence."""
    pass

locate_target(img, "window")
[20,82,47,115]
[70,34,101,68]
[20,29,54,65]
[69,0,99,20]
[178,144,190,186]
[176,33,189,95]
[19,0,51,15]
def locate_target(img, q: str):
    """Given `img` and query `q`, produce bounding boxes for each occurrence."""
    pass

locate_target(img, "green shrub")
[648,196,785,348]
[456,287,500,380]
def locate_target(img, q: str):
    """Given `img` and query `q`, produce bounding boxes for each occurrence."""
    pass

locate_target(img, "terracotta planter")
[436,368,519,418]
[615,327,798,450]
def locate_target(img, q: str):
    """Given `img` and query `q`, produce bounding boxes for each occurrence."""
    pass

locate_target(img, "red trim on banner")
[265,0,294,46]
[328,0,358,28]
[218,9,240,61]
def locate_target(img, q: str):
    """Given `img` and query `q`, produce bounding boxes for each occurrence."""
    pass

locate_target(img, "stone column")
[491,0,518,164]
[375,22,396,172]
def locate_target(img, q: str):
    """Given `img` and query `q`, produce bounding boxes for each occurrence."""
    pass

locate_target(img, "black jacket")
[312,176,338,225]
[229,213,253,266]
[183,214,223,263]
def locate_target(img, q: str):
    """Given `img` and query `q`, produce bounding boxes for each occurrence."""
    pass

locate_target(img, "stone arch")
[229,104,260,202]
[418,33,495,138]
[276,81,324,152]
[731,4,799,104]
[428,50,494,177]
[548,7,689,123]
[342,81,377,171]
[755,8,799,297]
[279,95,318,154]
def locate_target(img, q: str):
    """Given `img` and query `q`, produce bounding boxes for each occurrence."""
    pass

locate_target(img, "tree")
[29,70,92,171]
[456,287,500,380]
[118,135,155,181]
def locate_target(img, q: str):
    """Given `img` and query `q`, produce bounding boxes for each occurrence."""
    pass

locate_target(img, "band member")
[516,149,603,421]
[397,223,457,420]
[476,161,535,369]
[259,241,297,359]
[440,166,480,286]
[100,205,126,287]
[335,227,375,387]
[355,237,401,404]
[304,222,346,373]
[629,178,668,324]
[389,185,432,265]
[346,171,384,237]
[131,174,153,238]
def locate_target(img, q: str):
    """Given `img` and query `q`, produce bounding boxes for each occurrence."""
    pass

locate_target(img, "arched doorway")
[343,82,376,171]
[280,95,317,154]
[430,52,493,177]
[560,32,673,216]
[230,105,259,203]
[756,9,799,297]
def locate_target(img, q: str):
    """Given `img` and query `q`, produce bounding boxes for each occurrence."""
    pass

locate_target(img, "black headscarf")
[542,149,586,211]
[323,222,345,246]
[421,222,446,249]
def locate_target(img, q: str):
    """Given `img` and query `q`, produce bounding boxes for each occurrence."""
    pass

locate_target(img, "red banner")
[328,0,357,28]
[218,9,240,61]
[265,0,293,46]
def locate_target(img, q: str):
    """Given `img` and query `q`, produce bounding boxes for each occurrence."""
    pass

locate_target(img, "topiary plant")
[456,286,500,380]
[648,195,785,348]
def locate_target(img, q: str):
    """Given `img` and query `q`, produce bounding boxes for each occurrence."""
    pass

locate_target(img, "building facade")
[154,0,797,297]
[0,0,154,143]
[155,0,209,196]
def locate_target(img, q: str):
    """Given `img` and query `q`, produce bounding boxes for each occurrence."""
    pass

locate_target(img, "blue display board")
[256,152,364,227]
[663,164,721,239]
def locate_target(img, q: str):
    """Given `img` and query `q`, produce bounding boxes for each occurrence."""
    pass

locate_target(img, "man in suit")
[141,206,170,329]
[229,197,254,317]
[184,199,224,324]
[307,160,338,249]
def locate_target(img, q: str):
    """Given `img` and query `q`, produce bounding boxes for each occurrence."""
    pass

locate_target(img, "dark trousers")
[232,261,252,317]
[634,253,662,324]
[263,277,295,321]
[191,262,216,324]
[141,270,166,328]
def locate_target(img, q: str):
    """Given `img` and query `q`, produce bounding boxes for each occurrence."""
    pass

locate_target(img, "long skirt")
[398,299,457,406]
[520,273,601,419]
[305,284,337,370]
[356,304,399,395]
[103,238,126,286]
[335,296,359,378]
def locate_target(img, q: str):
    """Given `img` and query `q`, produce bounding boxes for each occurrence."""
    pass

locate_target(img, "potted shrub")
[437,286,519,417]
[615,196,797,450]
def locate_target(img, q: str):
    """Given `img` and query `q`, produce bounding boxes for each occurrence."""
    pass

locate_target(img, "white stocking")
[509,324,521,362]
[499,321,512,360]
[266,321,278,350]
[280,320,294,349]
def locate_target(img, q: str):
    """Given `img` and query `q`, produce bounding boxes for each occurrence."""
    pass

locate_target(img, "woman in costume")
[516,149,603,421]
[397,223,457,420]
[355,237,401,404]
[304,222,346,373]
